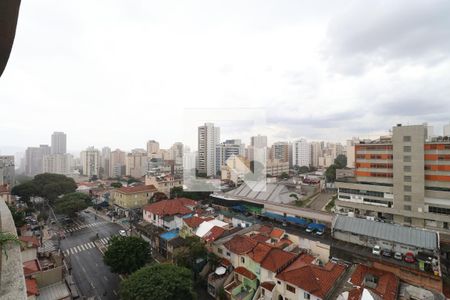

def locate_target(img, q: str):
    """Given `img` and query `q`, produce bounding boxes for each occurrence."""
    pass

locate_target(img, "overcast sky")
[1,0,450,154]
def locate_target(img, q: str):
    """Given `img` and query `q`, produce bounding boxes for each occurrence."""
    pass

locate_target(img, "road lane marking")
[80,244,86,251]
[103,276,108,281]
[70,248,76,254]
[113,290,118,296]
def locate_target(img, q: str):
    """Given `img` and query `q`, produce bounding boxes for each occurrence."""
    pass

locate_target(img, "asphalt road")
[60,211,123,300]
[307,191,335,210]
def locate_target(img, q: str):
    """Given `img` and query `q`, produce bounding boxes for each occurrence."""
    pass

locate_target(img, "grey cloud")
[325,0,450,74]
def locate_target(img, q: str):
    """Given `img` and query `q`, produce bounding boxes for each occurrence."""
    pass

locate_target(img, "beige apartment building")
[112,185,157,210]
[336,124,450,233]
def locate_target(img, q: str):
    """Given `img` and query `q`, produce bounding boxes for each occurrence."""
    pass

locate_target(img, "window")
[404,205,411,211]
[404,176,412,182]
[403,146,411,152]
[304,292,311,299]
[226,252,231,257]
[286,284,295,293]
[404,185,412,192]
[403,136,411,142]
[277,281,281,285]
[429,206,450,215]
[241,257,245,263]
[403,155,411,162]
[218,248,223,254]
[404,165,411,172]
[404,195,411,202]
[404,217,412,223]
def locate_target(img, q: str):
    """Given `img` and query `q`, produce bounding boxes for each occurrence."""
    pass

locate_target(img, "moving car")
[372,245,381,256]
[394,252,403,260]
[382,249,392,257]
[119,230,127,237]
[404,252,415,263]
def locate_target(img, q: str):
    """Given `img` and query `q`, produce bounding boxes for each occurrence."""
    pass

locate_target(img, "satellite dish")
[215,266,226,275]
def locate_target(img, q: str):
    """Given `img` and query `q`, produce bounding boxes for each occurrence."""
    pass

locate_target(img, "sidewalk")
[86,206,129,230]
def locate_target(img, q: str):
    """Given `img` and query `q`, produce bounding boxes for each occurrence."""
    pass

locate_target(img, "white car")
[372,245,381,256]
[119,230,127,237]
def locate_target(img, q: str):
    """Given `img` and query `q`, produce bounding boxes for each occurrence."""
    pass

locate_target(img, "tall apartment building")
[43,154,72,175]
[346,137,360,168]
[310,142,322,168]
[248,135,267,163]
[0,156,15,186]
[292,139,311,168]
[25,145,51,176]
[110,149,126,178]
[101,147,111,178]
[197,123,220,177]
[336,124,450,233]
[444,122,450,136]
[80,147,100,177]
[270,142,289,163]
[147,140,160,155]
[51,131,67,154]
[215,139,245,174]
[126,149,148,178]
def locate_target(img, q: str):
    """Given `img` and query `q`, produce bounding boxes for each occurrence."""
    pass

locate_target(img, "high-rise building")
[197,123,220,177]
[0,156,15,186]
[110,149,126,178]
[51,131,67,154]
[310,142,322,168]
[25,145,51,176]
[346,137,360,168]
[80,147,100,177]
[292,139,311,168]
[249,135,268,162]
[270,142,289,163]
[215,139,245,174]
[444,122,450,136]
[126,149,148,178]
[43,154,72,175]
[101,147,111,178]
[336,124,450,233]
[147,140,160,155]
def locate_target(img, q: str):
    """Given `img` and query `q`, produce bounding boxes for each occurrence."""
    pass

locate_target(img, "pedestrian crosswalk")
[63,236,112,256]
[64,221,107,233]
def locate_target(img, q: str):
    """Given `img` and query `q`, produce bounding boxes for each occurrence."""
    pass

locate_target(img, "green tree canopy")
[170,186,209,201]
[173,236,206,269]
[334,154,347,169]
[54,192,90,217]
[104,236,150,275]
[325,164,337,182]
[149,192,168,203]
[120,264,195,300]
[110,182,122,188]
[7,205,26,228]
[278,172,289,179]
[11,181,38,203]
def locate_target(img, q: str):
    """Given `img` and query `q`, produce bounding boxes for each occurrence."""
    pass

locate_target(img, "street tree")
[173,236,206,269]
[7,205,26,228]
[104,236,150,275]
[119,264,195,300]
[334,154,347,169]
[11,181,38,203]
[54,194,89,218]
[325,164,337,182]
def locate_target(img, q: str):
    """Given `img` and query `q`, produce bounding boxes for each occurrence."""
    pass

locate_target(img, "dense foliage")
[104,236,150,275]
[325,154,348,182]
[11,173,77,203]
[120,264,195,300]
[173,236,206,269]
[54,192,90,217]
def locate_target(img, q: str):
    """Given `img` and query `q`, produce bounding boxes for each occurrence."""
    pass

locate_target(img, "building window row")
[356,154,393,160]
[429,206,450,215]
[424,165,450,171]
[363,198,391,206]
[356,145,393,151]
[424,144,450,150]
[339,188,384,198]
[425,186,450,192]
[355,163,393,169]
[425,154,450,161]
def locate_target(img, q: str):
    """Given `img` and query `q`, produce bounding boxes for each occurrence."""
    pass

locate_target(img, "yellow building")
[112,185,157,210]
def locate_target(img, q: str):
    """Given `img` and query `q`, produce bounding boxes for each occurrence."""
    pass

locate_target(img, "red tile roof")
[20,235,40,248]
[203,226,226,242]
[221,258,232,267]
[248,242,273,263]
[224,235,258,255]
[143,198,196,217]
[23,259,40,276]
[116,184,157,194]
[276,254,346,299]
[0,184,9,193]
[261,281,276,291]
[260,248,296,272]
[251,233,270,243]
[348,265,399,300]
[259,225,272,235]
[25,278,39,296]
[235,266,257,280]
[184,216,205,228]
[274,238,292,249]
[270,228,285,239]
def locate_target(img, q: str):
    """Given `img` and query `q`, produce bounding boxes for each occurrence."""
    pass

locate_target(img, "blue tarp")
[232,205,247,212]
[307,223,326,231]
[262,212,286,221]
[286,216,309,226]
[160,230,179,240]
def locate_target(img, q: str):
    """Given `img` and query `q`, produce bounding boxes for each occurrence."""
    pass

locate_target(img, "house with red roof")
[346,265,399,300]
[275,253,347,300]
[143,197,197,230]
[19,235,40,262]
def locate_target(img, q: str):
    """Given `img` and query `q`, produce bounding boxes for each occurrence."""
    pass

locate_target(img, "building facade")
[80,147,100,177]
[198,123,220,177]
[42,154,72,175]
[110,149,126,178]
[126,149,148,178]
[25,145,51,176]
[270,142,289,163]
[336,124,450,233]
[50,131,66,155]
[0,156,15,186]
[292,139,311,168]
[215,139,245,174]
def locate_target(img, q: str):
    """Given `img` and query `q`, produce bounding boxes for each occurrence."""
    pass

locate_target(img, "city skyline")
[1,0,450,151]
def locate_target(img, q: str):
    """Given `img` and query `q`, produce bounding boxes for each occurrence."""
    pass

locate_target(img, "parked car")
[372,245,381,256]
[315,230,324,236]
[382,249,392,257]
[404,252,415,263]
[394,252,403,260]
